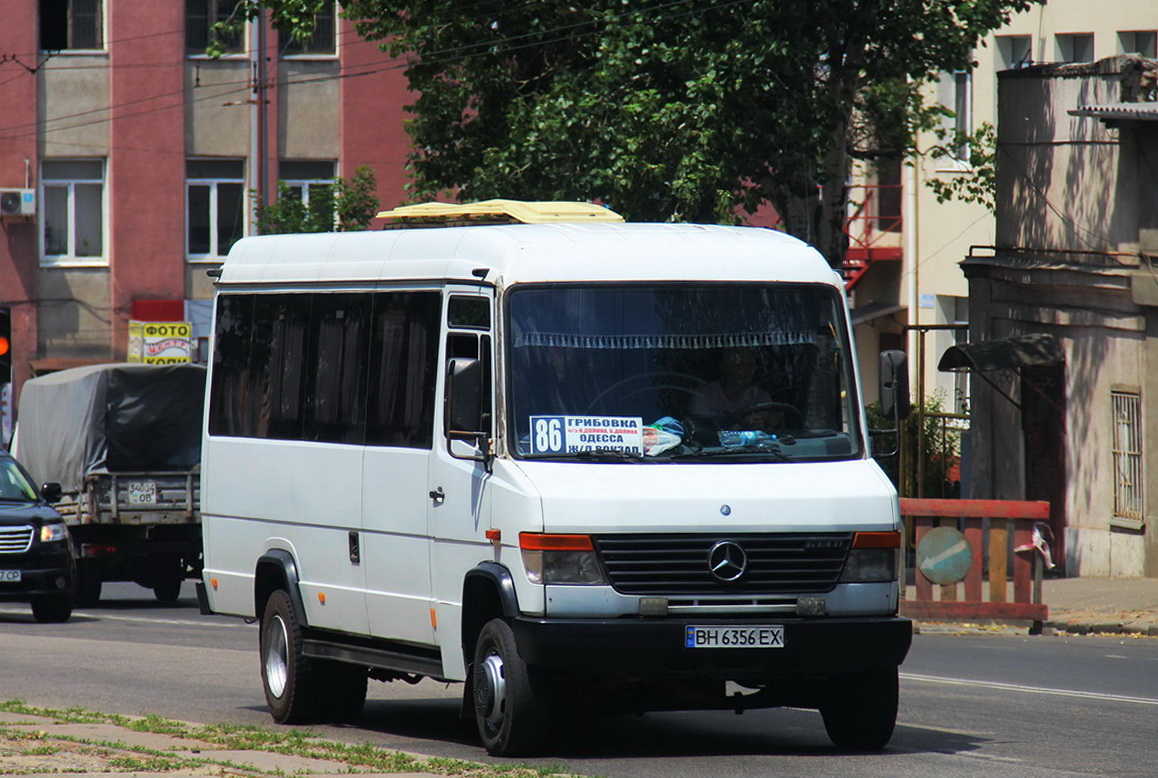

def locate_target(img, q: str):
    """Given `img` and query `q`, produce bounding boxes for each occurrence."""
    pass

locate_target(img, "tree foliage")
[233,0,1039,264]
[926,121,998,212]
[255,165,379,234]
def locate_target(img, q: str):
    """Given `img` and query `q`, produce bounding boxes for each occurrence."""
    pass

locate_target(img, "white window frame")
[1111,389,1144,528]
[935,70,972,172]
[186,160,247,264]
[40,159,107,268]
[278,0,338,58]
[185,0,249,59]
[39,0,106,53]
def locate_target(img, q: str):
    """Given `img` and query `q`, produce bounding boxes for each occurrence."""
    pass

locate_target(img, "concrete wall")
[969,55,1158,577]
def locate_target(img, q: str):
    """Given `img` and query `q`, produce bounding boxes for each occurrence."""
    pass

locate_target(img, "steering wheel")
[725,401,805,430]
[584,372,705,413]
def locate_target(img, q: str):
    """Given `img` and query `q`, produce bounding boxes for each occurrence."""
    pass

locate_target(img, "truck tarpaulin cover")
[14,363,206,492]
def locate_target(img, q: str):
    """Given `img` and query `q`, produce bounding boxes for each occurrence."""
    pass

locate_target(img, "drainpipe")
[904,157,921,496]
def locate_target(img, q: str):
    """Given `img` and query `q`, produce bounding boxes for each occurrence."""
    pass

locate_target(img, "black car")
[0,451,74,622]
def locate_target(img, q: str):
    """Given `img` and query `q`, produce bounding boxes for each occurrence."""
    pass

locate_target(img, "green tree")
[255,165,379,234]
[230,0,1039,264]
[868,393,962,499]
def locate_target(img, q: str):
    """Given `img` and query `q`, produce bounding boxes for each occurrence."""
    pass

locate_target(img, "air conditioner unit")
[0,189,36,217]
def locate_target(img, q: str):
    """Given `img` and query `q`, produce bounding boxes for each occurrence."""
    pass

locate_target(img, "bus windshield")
[507,283,864,462]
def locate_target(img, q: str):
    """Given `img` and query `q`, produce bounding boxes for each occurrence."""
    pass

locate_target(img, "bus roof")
[214,222,841,289]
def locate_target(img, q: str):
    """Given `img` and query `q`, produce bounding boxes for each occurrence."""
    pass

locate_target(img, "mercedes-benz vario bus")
[198,200,912,756]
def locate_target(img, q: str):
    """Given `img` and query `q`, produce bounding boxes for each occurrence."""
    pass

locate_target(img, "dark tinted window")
[186,0,243,54]
[278,2,335,55]
[209,290,441,449]
[40,0,103,50]
[365,292,441,448]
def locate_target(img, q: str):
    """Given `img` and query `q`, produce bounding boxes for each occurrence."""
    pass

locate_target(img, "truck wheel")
[472,618,540,756]
[30,593,74,623]
[819,667,899,750]
[260,589,320,724]
[153,580,183,604]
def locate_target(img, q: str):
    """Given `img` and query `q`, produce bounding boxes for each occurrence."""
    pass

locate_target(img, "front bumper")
[511,615,912,681]
[0,546,75,601]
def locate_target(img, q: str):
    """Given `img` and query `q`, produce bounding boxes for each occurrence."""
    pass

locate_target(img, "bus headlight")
[520,533,607,585]
[839,531,900,583]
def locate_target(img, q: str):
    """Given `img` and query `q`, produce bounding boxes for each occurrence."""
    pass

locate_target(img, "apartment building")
[0,1,410,430]
[851,1,1158,413]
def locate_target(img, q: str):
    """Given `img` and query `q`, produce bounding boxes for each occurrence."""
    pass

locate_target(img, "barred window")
[1112,391,1143,521]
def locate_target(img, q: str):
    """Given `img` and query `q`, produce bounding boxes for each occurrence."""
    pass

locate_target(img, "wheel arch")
[461,561,520,665]
[255,549,308,627]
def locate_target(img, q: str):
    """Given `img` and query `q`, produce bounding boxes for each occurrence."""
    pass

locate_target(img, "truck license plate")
[127,482,157,504]
[0,570,22,583]
[685,625,785,648]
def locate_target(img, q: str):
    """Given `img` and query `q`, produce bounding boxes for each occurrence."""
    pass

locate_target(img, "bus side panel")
[362,446,437,648]
[202,436,368,634]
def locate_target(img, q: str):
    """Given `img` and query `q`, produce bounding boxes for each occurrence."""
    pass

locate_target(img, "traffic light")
[0,306,11,384]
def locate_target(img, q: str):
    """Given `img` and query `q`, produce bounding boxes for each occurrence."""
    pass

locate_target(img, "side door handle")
[429,486,445,505]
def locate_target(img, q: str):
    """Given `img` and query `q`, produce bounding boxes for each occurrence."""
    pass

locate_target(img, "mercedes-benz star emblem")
[707,540,748,582]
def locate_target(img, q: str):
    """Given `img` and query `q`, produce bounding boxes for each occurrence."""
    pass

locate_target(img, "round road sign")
[916,526,973,584]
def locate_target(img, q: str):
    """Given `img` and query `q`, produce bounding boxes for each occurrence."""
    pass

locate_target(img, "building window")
[278,2,336,56]
[186,0,244,55]
[1112,390,1143,522]
[187,159,246,261]
[1057,33,1095,63]
[279,160,336,206]
[41,159,105,265]
[39,0,103,51]
[954,71,971,160]
[1119,31,1157,58]
[996,35,1032,69]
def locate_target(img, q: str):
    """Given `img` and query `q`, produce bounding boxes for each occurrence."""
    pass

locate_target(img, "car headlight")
[839,531,900,583]
[520,533,607,585]
[40,523,68,543]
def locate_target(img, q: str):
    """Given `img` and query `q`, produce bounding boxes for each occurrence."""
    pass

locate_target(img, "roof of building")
[1070,102,1158,122]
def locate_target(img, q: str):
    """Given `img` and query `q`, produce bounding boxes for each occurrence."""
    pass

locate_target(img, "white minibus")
[198,200,912,756]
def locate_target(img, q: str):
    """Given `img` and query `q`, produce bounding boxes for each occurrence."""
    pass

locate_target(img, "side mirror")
[447,357,484,434]
[41,482,62,503]
[445,357,493,468]
[879,350,912,422]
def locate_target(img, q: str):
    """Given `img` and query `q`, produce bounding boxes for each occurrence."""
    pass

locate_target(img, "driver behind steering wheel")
[690,347,781,430]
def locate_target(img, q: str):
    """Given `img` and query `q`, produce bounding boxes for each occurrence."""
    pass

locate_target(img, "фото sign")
[128,320,193,364]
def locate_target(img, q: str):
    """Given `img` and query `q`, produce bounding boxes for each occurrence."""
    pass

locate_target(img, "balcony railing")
[842,183,902,288]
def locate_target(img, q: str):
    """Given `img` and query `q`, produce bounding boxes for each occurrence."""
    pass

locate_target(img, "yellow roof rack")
[377,199,624,225]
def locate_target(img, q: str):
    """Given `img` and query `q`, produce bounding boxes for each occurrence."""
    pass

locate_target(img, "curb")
[1045,619,1158,637]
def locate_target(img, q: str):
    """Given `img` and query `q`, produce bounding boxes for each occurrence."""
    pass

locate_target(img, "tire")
[260,589,322,724]
[153,579,183,604]
[30,593,74,623]
[819,667,899,751]
[472,618,541,756]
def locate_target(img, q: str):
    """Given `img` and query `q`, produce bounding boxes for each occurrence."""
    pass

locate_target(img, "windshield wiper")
[523,448,647,462]
[669,446,797,463]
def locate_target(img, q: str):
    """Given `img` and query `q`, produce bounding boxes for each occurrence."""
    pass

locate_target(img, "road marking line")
[0,606,252,629]
[902,672,1158,706]
[71,612,255,628]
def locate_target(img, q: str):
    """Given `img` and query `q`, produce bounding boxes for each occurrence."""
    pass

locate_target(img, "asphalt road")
[2,582,1157,777]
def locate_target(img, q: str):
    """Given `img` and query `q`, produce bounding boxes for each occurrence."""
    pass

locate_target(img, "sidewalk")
[0,707,520,778]
[907,575,1158,636]
[1040,575,1158,636]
